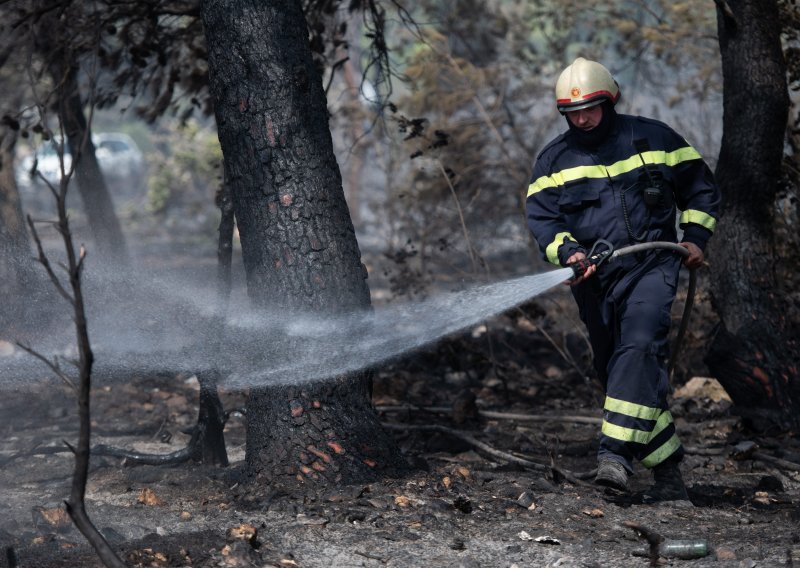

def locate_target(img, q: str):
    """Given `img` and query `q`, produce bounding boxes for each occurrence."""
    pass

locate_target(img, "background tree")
[0,16,45,339]
[705,0,800,431]
[0,92,38,336]
[13,4,130,261]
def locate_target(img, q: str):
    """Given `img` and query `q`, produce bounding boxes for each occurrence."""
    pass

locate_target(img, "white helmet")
[555,57,620,113]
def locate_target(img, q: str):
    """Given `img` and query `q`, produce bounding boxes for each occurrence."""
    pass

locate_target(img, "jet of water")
[0,264,573,390]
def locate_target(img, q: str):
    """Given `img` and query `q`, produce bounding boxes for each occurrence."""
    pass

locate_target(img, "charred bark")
[195,370,229,465]
[246,377,407,486]
[201,0,407,488]
[706,0,800,432]
[0,114,38,333]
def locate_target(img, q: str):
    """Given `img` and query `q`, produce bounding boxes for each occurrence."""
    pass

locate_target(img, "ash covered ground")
[1,296,799,567]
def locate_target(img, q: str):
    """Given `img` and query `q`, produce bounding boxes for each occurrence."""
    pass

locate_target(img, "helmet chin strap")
[566,100,617,147]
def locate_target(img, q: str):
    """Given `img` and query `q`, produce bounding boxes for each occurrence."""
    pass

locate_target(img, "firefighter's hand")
[565,252,596,286]
[678,241,704,269]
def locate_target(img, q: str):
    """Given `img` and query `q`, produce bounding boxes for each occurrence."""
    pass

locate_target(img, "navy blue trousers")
[572,252,684,472]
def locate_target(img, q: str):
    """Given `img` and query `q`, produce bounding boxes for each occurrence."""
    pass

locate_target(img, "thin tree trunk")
[49,57,129,263]
[706,0,799,432]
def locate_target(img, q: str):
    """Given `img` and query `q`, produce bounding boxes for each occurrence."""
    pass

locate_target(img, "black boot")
[642,459,689,503]
[595,459,629,491]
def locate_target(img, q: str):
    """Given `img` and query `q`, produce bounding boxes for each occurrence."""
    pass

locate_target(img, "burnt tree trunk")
[706,0,800,431]
[201,0,407,487]
[0,115,38,333]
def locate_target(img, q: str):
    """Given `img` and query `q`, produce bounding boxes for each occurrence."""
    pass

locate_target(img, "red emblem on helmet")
[571,87,581,98]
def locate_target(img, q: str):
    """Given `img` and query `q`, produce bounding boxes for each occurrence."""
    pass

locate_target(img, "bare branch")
[15,343,76,390]
[25,215,75,305]
[375,405,602,425]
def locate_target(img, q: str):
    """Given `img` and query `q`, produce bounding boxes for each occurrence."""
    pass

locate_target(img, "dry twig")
[376,405,602,425]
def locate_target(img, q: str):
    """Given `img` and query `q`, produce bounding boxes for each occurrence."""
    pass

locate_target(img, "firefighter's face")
[566,105,603,130]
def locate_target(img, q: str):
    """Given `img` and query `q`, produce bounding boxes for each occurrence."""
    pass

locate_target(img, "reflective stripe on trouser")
[601,396,681,468]
[574,254,684,471]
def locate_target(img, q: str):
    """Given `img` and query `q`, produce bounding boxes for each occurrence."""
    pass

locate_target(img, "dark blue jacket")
[526,113,720,275]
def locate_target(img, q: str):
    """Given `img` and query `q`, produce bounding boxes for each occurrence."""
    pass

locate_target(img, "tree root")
[93,431,199,466]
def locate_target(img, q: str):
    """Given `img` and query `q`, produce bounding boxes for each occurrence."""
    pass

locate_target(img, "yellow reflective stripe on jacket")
[641,433,681,468]
[604,395,661,420]
[545,232,576,265]
[601,410,673,444]
[527,176,558,195]
[527,146,702,198]
[680,209,717,232]
[606,147,702,176]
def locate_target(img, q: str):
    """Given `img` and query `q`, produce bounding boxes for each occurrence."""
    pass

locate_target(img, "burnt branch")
[93,373,230,468]
[14,343,76,390]
[381,422,591,485]
[93,440,196,467]
[22,87,125,566]
[25,215,74,305]
[375,405,602,425]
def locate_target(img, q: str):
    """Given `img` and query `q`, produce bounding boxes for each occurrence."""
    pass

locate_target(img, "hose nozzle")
[569,239,614,279]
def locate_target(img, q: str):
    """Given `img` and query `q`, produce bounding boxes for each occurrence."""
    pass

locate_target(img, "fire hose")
[569,240,696,376]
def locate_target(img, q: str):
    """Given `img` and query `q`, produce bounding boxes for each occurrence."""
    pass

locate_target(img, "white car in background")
[17,132,144,190]
[94,132,144,182]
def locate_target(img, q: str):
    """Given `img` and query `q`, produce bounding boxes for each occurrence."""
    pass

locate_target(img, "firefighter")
[526,57,720,502]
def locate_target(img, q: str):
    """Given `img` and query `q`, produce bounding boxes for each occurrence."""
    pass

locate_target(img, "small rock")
[444,372,469,386]
[715,546,736,560]
[183,374,200,389]
[450,538,466,550]
[516,491,536,510]
[296,514,328,526]
[0,340,15,357]
[673,377,731,402]
[544,366,562,379]
[453,495,472,514]
[471,324,487,338]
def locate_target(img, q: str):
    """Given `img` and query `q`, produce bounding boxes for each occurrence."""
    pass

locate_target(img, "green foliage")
[376,0,721,284]
[145,119,222,217]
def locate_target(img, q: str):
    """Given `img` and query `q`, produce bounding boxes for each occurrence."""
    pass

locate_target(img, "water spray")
[1,241,695,390]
